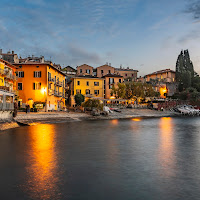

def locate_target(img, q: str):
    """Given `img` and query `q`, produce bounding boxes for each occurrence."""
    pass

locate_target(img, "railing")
[0,86,16,94]
[0,102,14,111]
[48,77,55,82]
[4,72,17,81]
[48,89,54,96]
[55,81,63,87]
[54,91,58,96]
[58,92,62,97]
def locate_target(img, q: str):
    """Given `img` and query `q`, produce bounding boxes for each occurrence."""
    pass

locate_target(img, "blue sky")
[1,0,200,76]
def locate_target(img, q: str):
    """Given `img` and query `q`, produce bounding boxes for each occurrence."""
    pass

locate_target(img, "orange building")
[14,62,67,111]
[102,74,124,99]
[96,64,115,77]
[145,69,175,83]
[76,64,94,76]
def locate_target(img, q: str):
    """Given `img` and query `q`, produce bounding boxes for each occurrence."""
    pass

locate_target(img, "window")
[18,71,24,78]
[19,66,22,68]
[101,70,104,74]
[108,70,111,74]
[86,69,90,74]
[94,90,99,95]
[132,74,134,77]
[94,82,99,86]
[109,78,114,84]
[109,85,113,89]
[34,71,41,78]
[48,72,51,81]
[125,74,127,76]
[76,89,81,94]
[86,81,89,86]
[18,83,23,90]
[33,82,41,90]
[119,79,121,83]
[77,81,80,85]
[80,69,82,73]
[86,89,90,94]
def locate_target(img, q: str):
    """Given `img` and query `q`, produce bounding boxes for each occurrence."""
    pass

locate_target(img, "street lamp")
[42,87,47,112]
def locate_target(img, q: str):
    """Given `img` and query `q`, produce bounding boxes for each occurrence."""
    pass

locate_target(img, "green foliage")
[82,99,103,110]
[174,87,200,101]
[110,82,159,99]
[74,94,85,106]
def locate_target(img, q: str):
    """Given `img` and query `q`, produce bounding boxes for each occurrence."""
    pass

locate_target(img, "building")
[115,67,138,81]
[102,74,124,99]
[76,64,94,76]
[145,69,175,83]
[96,64,115,77]
[69,76,104,106]
[0,49,19,64]
[0,58,17,120]
[145,69,176,98]
[14,62,67,111]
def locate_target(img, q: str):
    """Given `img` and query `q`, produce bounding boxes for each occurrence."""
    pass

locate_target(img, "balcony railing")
[55,81,63,87]
[4,72,17,81]
[0,102,14,111]
[0,86,16,94]
[48,89,54,96]
[48,77,55,83]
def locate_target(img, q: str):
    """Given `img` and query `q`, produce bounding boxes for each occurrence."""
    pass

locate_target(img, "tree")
[82,99,103,111]
[74,94,85,106]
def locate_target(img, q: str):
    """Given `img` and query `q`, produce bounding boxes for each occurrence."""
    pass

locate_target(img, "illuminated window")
[33,82,41,90]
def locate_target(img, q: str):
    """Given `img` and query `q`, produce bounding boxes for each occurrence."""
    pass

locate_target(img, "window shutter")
[22,71,24,77]
[40,71,41,77]
[33,83,35,90]
[34,71,35,77]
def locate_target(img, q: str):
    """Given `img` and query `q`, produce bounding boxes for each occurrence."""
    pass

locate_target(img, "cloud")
[185,0,200,19]
[68,44,101,64]
[178,28,200,44]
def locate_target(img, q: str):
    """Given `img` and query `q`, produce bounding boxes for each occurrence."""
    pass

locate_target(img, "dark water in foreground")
[1,117,200,200]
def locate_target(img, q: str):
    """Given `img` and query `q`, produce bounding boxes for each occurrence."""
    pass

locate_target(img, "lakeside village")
[1,48,200,125]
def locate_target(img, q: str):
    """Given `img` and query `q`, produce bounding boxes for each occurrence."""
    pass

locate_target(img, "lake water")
[1,117,200,200]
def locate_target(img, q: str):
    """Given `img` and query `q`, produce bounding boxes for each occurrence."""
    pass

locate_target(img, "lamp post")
[42,87,47,112]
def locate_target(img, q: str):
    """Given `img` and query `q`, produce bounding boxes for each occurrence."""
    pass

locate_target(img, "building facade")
[69,76,104,106]
[76,64,94,76]
[14,62,66,111]
[115,67,138,81]
[0,58,17,120]
[96,64,115,78]
[102,74,124,99]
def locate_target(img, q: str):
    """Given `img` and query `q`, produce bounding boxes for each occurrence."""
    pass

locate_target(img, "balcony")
[58,92,62,97]
[48,77,55,83]
[0,102,14,111]
[55,80,63,87]
[0,86,16,94]
[4,72,17,81]
[48,89,54,96]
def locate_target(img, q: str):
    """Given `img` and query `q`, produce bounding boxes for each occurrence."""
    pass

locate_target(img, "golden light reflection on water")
[159,117,175,177]
[111,119,119,125]
[132,118,142,122]
[26,124,59,199]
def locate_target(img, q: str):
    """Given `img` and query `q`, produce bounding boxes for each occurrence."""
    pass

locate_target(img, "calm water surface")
[1,117,200,200]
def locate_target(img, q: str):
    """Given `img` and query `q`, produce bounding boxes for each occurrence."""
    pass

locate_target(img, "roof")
[14,62,66,76]
[62,66,76,71]
[146,69,175,76]
[102,73,123,78]
[0,58,18,69]
[97,64,114,69]
[115,68,138,72]
[77,64,93,68]
[73,75,104,79]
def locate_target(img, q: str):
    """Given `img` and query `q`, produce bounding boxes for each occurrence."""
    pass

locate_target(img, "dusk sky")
[1,0,200,76]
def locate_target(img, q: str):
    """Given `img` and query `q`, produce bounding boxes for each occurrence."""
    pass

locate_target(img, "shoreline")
[1,109,183,131]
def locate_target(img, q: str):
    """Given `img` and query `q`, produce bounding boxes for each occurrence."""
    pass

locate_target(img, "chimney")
[0,49,2,54]
[120,64,122,69]
[109,63,111,66]
[127,67,129,69]
[12,51,14,54]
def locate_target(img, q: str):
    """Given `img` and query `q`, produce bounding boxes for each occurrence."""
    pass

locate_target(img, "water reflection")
[111,119,119,125]
[25,124,59,199]
[132,118,142,122]
[158,117,175,177]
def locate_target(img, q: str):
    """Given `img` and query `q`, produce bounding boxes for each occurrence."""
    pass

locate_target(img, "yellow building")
[69,76,104,106]
[14,62,67,111]
[0,58,17,118]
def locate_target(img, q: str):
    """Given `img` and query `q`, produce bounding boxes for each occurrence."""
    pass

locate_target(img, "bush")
[82,99,103,111]
[75,94,85,106]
